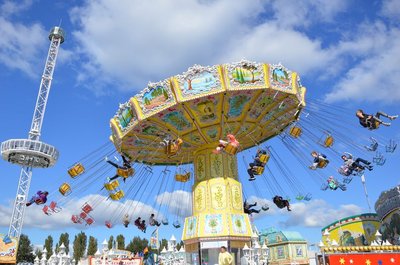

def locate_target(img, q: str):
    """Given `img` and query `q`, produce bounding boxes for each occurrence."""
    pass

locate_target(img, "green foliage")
[159,239,168,252]
[125,236,148,254]
[35,249,43,260]
[44,235,53,259]
[108,235,114,250]
[17,234,35,263]
[176,240,184,251]
[73,231,87,265]
[58,232,70,254]
[116,234,125,250]
[87,236,98,256]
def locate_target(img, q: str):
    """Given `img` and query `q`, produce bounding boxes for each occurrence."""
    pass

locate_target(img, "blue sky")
[0,0,400,250]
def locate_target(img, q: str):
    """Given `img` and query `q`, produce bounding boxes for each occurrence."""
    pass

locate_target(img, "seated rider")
[309,151,329,169]
[149,214,161,227]
[140,220,147,233]
[356,109,397,130]
[341,153,373,174]
[213,134,239,154]
[26,191,48,206]
[327,176,347,191]
[243,200,260,215]
[106,154,132,183]
[273,195,291,211]
[123,214,130,228]
[248,149,267,181]
[161,136,183,154]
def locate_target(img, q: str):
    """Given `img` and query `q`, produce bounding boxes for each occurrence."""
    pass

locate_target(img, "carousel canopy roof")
[110,60,306,165]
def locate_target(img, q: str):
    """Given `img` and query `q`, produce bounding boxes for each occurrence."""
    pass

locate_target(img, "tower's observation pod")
[1,139,58,168]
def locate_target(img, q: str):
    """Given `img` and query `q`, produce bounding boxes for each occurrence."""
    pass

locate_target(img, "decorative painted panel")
[211,184,227,210]
[270,64,293,91]
[135,80,176,117]
[231,185,242,211]
[204,214,223,235]
[227,155,238,180]
[210,153,223,178]
[227,92,252,118]
[194,185,206,212]
[114,101,137,131]
[174,64,223,100]
[196,154,206,181]
[225,60,266,89]
[231,214,248,235]
[185,216,198,238]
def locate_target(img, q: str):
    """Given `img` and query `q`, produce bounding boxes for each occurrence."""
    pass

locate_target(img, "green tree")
[116,234,125,250]
[159,238,168,252]
[44,235,53,259]
[176,240,184,251]
[108,235,114,250]
[73,231,87,264]
[87,236,98,256]
[126,237,148,254]
[17,234,35,263]
[58,232,70,254]
[35,249,43,260]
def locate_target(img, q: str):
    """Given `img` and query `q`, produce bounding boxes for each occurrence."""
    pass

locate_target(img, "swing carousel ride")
[34,60,397,250]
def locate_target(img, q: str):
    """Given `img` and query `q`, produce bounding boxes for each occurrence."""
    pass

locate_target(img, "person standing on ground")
[218,246,233,265]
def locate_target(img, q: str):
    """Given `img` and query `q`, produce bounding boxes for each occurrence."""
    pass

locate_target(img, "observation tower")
[0,26,64,240]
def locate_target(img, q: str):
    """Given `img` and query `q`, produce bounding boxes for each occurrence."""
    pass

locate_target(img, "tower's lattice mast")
[0,27,64,239]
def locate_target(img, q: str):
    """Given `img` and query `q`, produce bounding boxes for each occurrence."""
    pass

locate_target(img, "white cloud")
[69,0,337,94]
[0,194,162,230]
[0,17,47,77]
[381,0,400,22]
[155,190,192,218]
[269,0,347,28]
[0,0,32,17]
[246,196,362,227]
[278,199,362,227]
[325,22,400,103]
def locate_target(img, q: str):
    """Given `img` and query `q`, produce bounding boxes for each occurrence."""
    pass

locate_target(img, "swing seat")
[59,183,71,196]
[224,143,239,155]
[289,126,302,138]
[162,218,169,225]
[49,201,60,213]
[82,203,93,214]
[80,212,88,219]
[42,205,51,215]
[173,221,181,228]
[295,194,304,201]
[385,140,397,153]
[323,135,334,148]
[86,217,94,225]
[261,204,270,211]
[105,221,112,228]
[175,172,190,182]
[110,190,125,201]
[343,176,353,184]
[317,159,329,168]
[104,180,120,191]
[320,183,328,191]
[166,138,183,156]
[117,167,135,178]
[304,193,312,201]
[71,215,81,224]
[2,236,11,245]
[258,154,270,164]
[373,155,386,166]
[253,166,264,175]
[68,163,85,178]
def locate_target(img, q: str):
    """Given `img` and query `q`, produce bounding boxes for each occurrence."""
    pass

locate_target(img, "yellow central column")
[183,147,252,252]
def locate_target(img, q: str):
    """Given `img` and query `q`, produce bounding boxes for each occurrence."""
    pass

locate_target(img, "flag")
[150,228,159,249]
